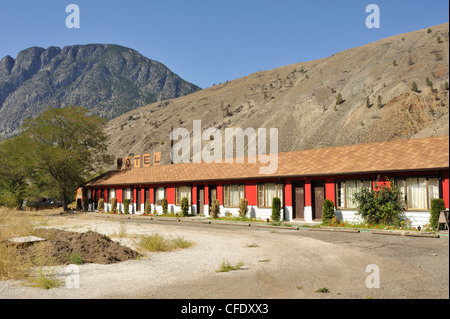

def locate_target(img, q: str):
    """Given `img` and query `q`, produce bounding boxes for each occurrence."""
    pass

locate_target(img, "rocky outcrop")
[0,44,201,138]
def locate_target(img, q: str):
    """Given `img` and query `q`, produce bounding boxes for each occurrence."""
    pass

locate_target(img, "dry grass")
[0,211,55,284]
[138,233,193,252]
[216,260,244,273]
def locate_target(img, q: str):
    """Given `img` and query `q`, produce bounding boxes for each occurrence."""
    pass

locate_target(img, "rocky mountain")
[0,44,201,138]
[105,23,449,168]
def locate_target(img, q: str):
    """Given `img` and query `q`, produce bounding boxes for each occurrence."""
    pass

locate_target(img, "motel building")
[81,135,449,228]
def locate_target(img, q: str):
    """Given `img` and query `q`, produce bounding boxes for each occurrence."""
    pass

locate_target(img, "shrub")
[161,198,168,215]
[352,179,405,226]
[335,93,344,105]
[271,197,281,222]
[366,96,371,108]
[123,199,130,214]
[110,197,117,213]
[144,199,151,215]
[411,81,419,92]
[180,197,190,217]
[322,199,335,224]
[97,198,104,212]
[377,95,383,109]
[210,198,221,218]
[239,198,248,219]
[430,198,446,230]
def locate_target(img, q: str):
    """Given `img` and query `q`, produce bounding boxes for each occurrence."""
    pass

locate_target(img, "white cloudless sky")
[0,0,448,88]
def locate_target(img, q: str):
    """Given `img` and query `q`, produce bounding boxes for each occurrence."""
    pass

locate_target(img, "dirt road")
[0,213,448,299]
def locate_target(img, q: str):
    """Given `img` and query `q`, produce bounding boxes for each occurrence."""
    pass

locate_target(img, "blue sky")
[0,0,448,89]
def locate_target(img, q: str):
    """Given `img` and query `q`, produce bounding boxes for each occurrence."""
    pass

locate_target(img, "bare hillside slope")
[105,23,449,166]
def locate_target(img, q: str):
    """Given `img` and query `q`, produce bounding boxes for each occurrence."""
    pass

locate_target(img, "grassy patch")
[27,268,63,289]
[69,252,84,265]
[216,260,244,273]
[246,243,259,248]
[138,233,193,252]
[315,287,330,293]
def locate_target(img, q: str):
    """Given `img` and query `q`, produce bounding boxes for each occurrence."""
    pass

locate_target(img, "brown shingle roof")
[86,135,449,187]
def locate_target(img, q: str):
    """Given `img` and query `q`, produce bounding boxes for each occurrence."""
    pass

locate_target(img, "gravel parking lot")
[0,212,448,300]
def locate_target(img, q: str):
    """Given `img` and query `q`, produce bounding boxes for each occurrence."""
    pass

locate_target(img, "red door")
[312,181,325,220]
[293,183,305,220]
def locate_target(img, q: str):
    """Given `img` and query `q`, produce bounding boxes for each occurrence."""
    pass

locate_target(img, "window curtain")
[156,187,165,201]
[345,181,358,208]
[180,186,191,203]
[406,178,427,210]
[265,184,276,207]
[345,180,371,208]
[230,185,240,206]
[427,178,440,209]
[109,189,116,201]
[125,188,132,200]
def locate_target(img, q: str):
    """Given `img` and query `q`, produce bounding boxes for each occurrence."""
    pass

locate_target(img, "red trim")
[204,185,209,205]
[305,180,311,206]
[217,185,223,205]
[443,170,449,208]
[284,181,292,206]
[245,183,257,206]
[325,178,335,204]
[192,186,197,205]
[167,187,175,205]
[117,189,122,203]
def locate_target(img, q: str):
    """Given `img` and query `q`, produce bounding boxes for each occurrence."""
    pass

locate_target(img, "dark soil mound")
[23,228,139,265]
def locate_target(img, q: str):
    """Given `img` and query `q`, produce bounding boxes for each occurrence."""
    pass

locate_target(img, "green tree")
[353,179,405,226]
[238,198,248,219]
[123,199,130,214]
[430,199,446,230]
[0,135,34,208]
[321,199,335,225]
[161,198,168,215]
[16,106,111,211]
[180,197,190,217]
[271,197,281,222]
[210,198,221,218]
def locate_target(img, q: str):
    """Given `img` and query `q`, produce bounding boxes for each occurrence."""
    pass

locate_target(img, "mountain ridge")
[0,43,201,138]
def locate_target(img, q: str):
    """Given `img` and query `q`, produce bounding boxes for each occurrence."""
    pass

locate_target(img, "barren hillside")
[105,23,449,167]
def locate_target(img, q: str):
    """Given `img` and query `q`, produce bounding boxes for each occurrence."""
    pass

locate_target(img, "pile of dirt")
[21,228,139,265]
